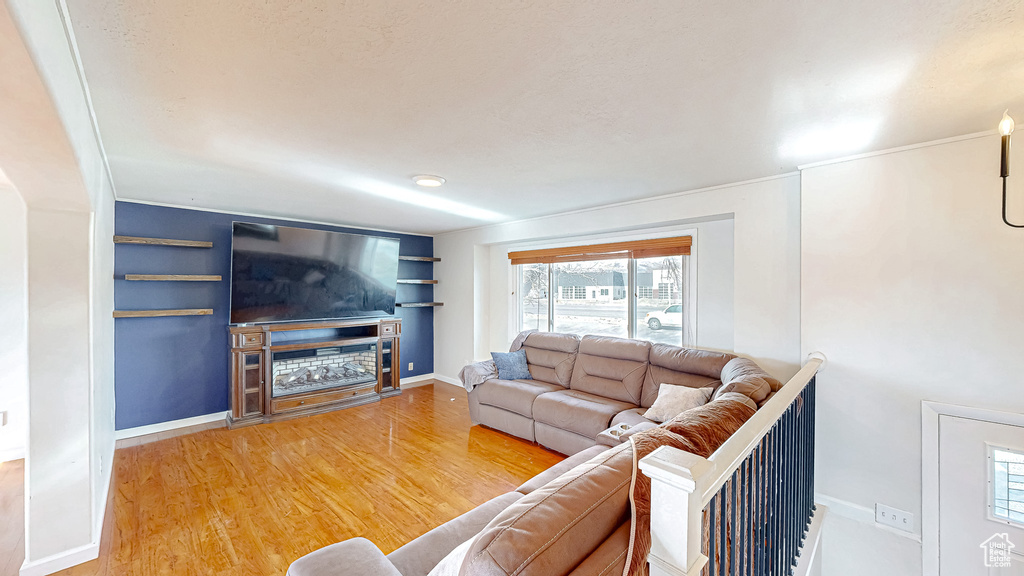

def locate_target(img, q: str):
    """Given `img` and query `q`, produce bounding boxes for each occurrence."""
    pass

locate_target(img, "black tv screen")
[230,223,400,324]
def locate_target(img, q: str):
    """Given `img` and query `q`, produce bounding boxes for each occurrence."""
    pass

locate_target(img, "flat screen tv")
[230,222,400,324]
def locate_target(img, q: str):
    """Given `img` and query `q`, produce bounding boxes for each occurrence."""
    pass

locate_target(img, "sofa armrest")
[458,360,496,391]
[288,538,402,576]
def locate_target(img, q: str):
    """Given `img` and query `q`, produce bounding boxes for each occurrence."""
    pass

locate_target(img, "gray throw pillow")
[491,349,532,380]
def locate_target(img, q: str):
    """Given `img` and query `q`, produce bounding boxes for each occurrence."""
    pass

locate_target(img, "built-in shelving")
[124,274,222,282]
[397,254,442,307]
[398,256,441,262]
[113,309,213,318]
[114,235,213,248]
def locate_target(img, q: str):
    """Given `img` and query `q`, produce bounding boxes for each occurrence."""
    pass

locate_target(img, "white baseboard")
[115,411,227,441]
[400,373,466,391]
[20,541,99,576]
[431,374,464,389]
[399,374,437,388]
[815,493,922,543]
[0,446,25,463]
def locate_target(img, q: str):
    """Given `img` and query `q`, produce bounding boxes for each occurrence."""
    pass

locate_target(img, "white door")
[940,415,1024,575]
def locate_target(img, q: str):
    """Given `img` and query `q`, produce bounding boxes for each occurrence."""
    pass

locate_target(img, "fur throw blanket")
[623,398,756,576]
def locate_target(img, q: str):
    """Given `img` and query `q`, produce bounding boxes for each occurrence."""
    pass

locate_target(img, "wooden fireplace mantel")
[227,317,401,428]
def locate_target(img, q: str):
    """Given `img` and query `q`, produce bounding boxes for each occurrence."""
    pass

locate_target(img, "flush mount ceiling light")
[413,175,445,187]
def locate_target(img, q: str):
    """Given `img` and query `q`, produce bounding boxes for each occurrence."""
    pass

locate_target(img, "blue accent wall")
[114,202,434,430]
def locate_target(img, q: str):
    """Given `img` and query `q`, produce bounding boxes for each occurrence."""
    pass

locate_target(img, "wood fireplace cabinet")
[227,318,401,428]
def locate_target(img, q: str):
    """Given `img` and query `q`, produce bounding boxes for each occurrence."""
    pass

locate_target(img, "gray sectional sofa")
[288,332,781,576]
[468,331,781,455]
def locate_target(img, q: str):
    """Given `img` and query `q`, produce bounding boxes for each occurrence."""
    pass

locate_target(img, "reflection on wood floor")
[24,383,562,576]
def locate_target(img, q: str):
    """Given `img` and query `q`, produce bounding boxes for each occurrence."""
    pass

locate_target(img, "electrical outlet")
[408,362,414,371]
[875,503,914,532]
[0,411,7,427]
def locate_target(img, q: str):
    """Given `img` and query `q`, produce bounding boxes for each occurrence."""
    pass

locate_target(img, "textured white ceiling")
[66,0,1024,234]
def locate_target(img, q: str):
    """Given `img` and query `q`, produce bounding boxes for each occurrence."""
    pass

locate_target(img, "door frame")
[922,401,1024,575]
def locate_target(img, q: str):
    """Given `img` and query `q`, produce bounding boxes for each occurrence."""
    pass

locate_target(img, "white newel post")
[638,445,713,576]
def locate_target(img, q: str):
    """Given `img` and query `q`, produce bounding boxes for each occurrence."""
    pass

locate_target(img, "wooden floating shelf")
[114,235,213,248]
[395,302,444,308]
[397,279,438,285]
[113,309,214,318]
[124,274,222,282]
[398,256,441,262]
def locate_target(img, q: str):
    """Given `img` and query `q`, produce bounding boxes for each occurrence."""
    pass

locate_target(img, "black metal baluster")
[782,405,790,569]
[709,494,717,576]
[768,423,776,576]
[775,413,783,576]
[790,404,798,574]
[730,474,736,574]
[757,439,764,576]
[741,460,748,576]
[719,483,727,576]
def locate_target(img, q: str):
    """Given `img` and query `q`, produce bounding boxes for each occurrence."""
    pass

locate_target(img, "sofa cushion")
[461,442,633,576]
[522,332,580,388]
[569,336,651,405]
[720,357,783,391]
[640,344,734,407]
[287,538,402,576]
[475,379,564,418]
[533,389,637,439]
[642,384,713,423]
[515,445,608,495]
[713,374,772,404]
[387,492,524,576]
[567,522,630,576]
[535,423,597,456]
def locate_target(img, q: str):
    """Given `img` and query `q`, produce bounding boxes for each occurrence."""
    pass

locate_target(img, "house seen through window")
[512,237,693,346]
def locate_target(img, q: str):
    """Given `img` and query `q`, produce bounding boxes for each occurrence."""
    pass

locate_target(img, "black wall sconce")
[1000,111,1023,228]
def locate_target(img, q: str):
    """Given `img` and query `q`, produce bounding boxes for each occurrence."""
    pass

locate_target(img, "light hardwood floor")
[4,383,564,576]
[1,459,24,576]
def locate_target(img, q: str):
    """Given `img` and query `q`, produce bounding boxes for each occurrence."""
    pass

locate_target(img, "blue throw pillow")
[491,349,532,380]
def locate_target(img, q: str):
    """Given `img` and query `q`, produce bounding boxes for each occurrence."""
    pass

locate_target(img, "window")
[992,446,1024,526]
[561,285,586,299]
[657,282,672,300]
[519,262,548,331]
[553,260,628,337]
[636,256,690,346]
[512,236,693,345]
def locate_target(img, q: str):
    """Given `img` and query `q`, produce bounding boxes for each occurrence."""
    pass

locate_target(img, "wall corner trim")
[19,541,99,576]
[797,130,996,171]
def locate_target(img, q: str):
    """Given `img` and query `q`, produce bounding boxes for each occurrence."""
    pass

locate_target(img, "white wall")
[435,174,800,381]
[89,174,116,543]
[2,0,117,571]
[0,187,28,463]
[801,133,1023,575]
[25,210,95,559]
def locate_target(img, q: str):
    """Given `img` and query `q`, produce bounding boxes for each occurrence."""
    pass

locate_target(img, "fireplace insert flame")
[271,344,377,397]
